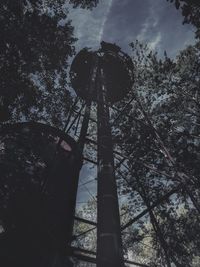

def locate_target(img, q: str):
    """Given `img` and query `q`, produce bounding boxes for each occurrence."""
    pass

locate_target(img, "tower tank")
[70,41,134,103]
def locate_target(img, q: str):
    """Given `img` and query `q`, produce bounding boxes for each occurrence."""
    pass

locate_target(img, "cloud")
[137,5,159,38]
[98,0,113,41]
[66,0,114,51]
[136,0,195,57]
[136,4,161,51]
[64,0,194,58]
[149,32,162,51]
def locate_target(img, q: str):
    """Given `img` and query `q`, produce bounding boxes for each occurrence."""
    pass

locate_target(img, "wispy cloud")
[64,0,194,59]
[136,4,161,51]
[98,0,113,41]
[66,0,114,51]
[149,32,161,50]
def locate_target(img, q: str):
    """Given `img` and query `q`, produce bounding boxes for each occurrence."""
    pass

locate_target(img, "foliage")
[73,200,97,250]
[108,40,200,266]
[69,0,99,10]
[167,0,200,38]
[0,0,99,125]
[72,39,200,266]
[0,0,77,125]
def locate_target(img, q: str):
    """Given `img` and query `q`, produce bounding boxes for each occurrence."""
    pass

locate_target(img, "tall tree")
[0,0,75,123]
[0,0,99,125]
[110,40,200,266]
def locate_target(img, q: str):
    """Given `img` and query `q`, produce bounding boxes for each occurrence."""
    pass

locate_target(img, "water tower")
[70,41,134,267]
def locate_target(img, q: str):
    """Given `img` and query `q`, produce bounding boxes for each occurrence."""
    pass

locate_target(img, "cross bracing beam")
[72,98,147,129]
[69,247,151,267]
[84,137,131,172]
[82,146,184,233]
[85,137,129,161]
[74,216,97,226]
[83,156,97,165]
[66,103,85,134]
[111,96,135,126]
[110,104,148,128]
[62,96,80,132]
[121,185,182,231]
[73,108,97,124]
[73,226,96,240]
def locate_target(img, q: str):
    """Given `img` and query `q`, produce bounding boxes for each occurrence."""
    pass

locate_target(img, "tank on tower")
[70,41,134,103]
[0,122,81,267]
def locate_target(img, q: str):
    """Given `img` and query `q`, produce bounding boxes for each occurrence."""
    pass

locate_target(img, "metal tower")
[1,41,198,267]
[70,41,134,267]
[0,42,134,267]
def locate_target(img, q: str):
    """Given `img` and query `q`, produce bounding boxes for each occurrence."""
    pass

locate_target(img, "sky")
[67,0,195,58]
[66,0,196,204]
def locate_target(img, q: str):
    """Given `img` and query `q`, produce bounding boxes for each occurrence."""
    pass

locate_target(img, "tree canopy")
[108,39,200,266]
[0,0,99,124]
[0,1,200,266]
[69,0,99,10]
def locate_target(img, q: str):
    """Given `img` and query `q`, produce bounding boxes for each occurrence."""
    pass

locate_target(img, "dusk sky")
[66,0,195,58]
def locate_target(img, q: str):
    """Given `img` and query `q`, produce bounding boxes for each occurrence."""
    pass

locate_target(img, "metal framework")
[67,42,198,267]
[0,41,197,267]
[70,41,134,267]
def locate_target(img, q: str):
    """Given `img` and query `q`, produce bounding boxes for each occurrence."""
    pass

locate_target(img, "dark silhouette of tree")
[69,0,99,9]
[109,40,200,266]
[0,0,99,124]
[0,0,75,123]
[167,0,200,38]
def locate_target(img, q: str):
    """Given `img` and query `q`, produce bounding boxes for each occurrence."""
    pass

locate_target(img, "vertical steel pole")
[78,101,91,154]
[96,63,124,267]
[78,52,99,154]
